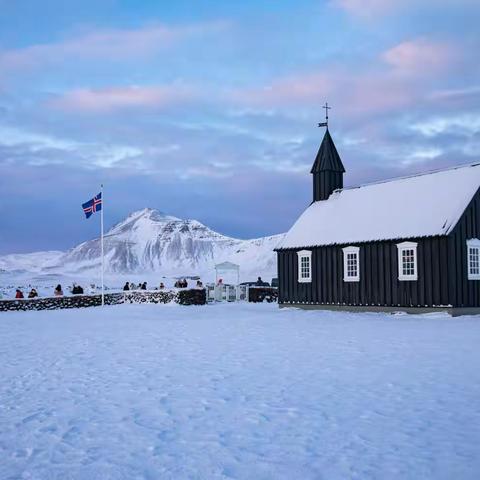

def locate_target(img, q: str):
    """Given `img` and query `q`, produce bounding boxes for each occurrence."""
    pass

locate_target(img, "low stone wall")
[177,288,207,306]
[122,289,206,306]
[122,291,176,305]
[248,287,278,303]
[0,289,206,313]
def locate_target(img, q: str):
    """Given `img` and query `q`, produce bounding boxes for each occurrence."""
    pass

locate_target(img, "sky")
[0,0,479,254]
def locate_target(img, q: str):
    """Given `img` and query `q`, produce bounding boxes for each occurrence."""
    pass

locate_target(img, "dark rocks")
[248,287,279,303]
[177,288,207,306]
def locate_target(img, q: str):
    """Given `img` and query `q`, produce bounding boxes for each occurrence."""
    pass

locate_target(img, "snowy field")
[1,304,480,480]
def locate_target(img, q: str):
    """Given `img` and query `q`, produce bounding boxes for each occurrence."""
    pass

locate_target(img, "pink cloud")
[230,67,415,116]
[333,0,477,19]
[231,72,333,106]
[230,36,459,116]
[0,21,228,71]
[383,39,456,75]
[50,85,197,113]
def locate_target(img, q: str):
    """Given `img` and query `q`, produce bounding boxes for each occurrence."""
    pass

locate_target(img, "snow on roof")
[277,163,480,249]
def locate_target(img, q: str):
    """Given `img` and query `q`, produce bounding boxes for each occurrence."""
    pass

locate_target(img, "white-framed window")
[297,250,312,283]
[342,246,360,282]
[467,239,480,280]
[397,241,418,281]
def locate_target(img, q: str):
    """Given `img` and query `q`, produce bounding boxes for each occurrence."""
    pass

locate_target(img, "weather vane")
[318,102,331,129]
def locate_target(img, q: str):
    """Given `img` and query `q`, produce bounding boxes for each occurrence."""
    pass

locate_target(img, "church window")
[397,242,418,281]
[343,246,360,282]
[467,239,480,280]
[297,250,312,283]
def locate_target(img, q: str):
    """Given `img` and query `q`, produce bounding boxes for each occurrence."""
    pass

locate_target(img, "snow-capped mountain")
[0,251,64,274]
[1,209,283,281]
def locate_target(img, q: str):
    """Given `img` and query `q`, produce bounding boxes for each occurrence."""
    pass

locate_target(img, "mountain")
[1,209,283,282]
[0,251,63,274]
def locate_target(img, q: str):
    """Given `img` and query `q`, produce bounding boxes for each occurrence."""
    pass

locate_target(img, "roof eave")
[275,233,450,251]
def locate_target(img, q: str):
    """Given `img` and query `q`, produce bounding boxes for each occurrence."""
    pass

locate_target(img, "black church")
[275,126,480,315]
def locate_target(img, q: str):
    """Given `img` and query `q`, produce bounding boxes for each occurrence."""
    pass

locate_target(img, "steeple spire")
[311,118,345,201]
[318,102,331,129]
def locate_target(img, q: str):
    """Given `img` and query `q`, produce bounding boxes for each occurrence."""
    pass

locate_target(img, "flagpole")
[101,183,104,306]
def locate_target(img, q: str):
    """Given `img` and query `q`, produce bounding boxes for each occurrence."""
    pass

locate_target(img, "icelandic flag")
[82,192,102,219]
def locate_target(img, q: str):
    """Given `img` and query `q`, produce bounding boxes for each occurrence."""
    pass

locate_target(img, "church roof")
[277,162,480,250]
[310,129,345,173]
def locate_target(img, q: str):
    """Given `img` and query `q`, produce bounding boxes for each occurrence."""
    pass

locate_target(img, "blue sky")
[1,0,479,254]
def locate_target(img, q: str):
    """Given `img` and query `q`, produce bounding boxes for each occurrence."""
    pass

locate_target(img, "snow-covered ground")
[1,303,479,479]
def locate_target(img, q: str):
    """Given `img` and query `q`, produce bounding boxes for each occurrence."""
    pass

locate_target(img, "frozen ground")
[1,304,479,480]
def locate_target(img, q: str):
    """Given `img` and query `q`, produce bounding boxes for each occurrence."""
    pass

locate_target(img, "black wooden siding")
[448,187,480,307]
[313,171,343,202]
[278,237,452,308]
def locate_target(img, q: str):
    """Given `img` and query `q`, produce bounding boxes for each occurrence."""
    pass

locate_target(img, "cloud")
[382,39,456,75]
[49,85,197,113]
[0,21,228,73]
[332,0,478,19]
[410,114,480,137]
[230,72,332,107]
[229,67,415,116]
[429,86,480,105]
[0,125,78,151]
[403,147,443,166]
[228,37,462,116]
[0,124,146,168]
[332,0,401,18]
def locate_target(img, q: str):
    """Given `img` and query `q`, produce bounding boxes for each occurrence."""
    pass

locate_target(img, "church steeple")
[311,127,345,202]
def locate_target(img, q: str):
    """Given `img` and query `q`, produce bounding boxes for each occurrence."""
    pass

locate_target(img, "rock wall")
[248,287,278,303]
[177,288,207,306]
[122,291,177,305]
[0,289,206,312]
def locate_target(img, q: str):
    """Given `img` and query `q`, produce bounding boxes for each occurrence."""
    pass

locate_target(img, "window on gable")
[397,242,418,281]
[467,239,480,280]
[297,250,312,283]
[343,246,360,282]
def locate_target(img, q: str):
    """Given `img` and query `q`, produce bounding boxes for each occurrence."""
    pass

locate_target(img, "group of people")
[12,277,209,300]
[14,283,82,299]
[174,278,189,288]
[123,281,149,291]
[122,279,203,291]
[15,288,38,299]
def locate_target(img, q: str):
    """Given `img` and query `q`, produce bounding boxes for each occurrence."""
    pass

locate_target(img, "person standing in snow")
[54,284,63,296]
[123,282,130,291]
[28,288,38,298]
[141,282,147,290]
[71,284,84,295]
[159,282,165,289]
[15,289,24,299]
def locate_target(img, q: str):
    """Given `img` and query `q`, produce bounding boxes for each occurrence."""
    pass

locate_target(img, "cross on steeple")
[318,102,331,129]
